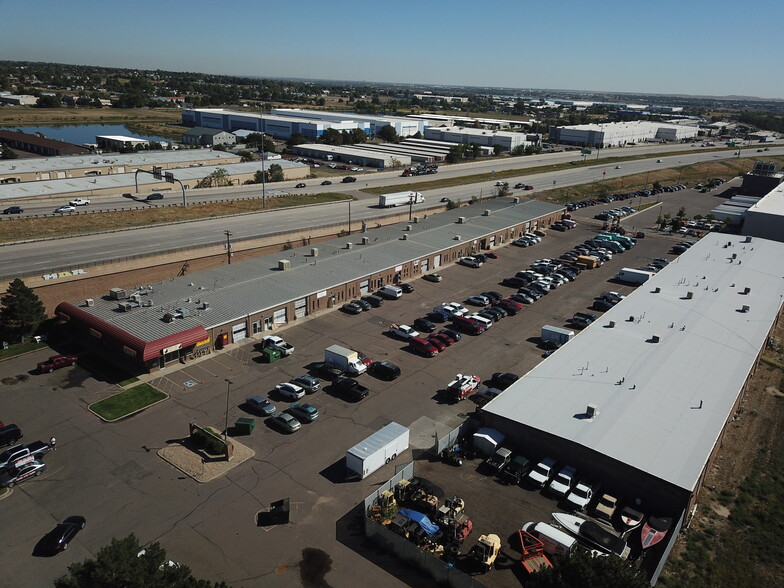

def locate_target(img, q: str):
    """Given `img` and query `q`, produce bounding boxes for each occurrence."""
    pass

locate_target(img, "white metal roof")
[483,234,784,492]
[746,181,784,216]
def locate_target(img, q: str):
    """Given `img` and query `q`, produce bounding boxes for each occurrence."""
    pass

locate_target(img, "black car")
[367,361,401,381]
[342,176,357,183]
[539,339,561,351]
[502,276,528,288]
[438,328,461,342]
[593,299,614,312]
[331,376,369,401]
[491,372,519,390]
[354,299,373,311]
[413,317,437,333]
[482,291,503,303]
[312,362,343,380]
[0,423,22,447]
[295,183,306,188]
[399,283,414,293]
[425,311,448,323]
[146,193,164,200]
[45,516,86,553]
[2,206,23,214]
[320,180,332,186]
[361,295,384,308]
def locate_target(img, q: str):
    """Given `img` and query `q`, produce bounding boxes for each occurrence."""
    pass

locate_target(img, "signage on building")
[195,337,211,347]
[162,343,182,355]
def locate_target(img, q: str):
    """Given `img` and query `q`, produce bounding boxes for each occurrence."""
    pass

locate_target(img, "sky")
[2,0,783,99]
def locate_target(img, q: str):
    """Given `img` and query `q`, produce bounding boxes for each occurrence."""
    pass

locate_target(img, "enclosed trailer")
[346,422,409,479]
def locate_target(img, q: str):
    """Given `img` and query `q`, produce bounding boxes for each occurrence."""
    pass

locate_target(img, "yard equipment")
[468,533,501,573]
[518,529,553,574]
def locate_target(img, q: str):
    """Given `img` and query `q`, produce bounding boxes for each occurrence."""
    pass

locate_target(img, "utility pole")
[347,199,352,235]
[225,230,232,264]
[259,102,267,209]
[224,378,233,442]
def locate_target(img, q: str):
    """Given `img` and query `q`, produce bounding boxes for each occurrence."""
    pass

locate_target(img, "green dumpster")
[235,417,255,435]
[262,348,281,363]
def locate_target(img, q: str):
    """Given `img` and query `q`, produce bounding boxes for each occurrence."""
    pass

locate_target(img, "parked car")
[389,323,419,339]
[566,479,599,511]
[37,355,78,373]
[274,382,305,400]
[367,361,401,381]
[2,206,23,214]
[459,256,483,268]
[331,376,369,401]
[286,402,319,423]
[268,411,301,433]
[361,295,384,308]
[426,310,449,323]
[549,465,578,498]
[490,372,519,390]
[482,291,503,303]
[425,336,446,352]
[413,317,437,333]
[54,205,76,214]
[290,375,320,394]
[341,302,363,314]
[592,493,619,523]
[593,299,614,312]
[0,424,23,447]
[353,299,372,311]
[44,516,86,553]
[467,295,490,306]
[0,460,46,488]
[245,396,276,416]
[528,457,557,488]
[399,283,414,293]
[438,328,461,342]
[429,332,454,348]
[423,273,442,282]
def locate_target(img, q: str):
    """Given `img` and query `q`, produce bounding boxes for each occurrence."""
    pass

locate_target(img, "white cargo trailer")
[345,422,409,479]
[615,268,654,284]
[378,191,424,208]
[541,325,575,345]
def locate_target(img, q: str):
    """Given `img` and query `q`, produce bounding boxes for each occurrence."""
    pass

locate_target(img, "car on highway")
[268,411,301,433]
[320,180,332,185]
[245,396,276,416]
[146,193,164,200]
[295,183,306,188]
[274,382,305,400]
[2,206,23,214]
[290,375,321,394]
[54,205,76,214]
[44,516,86,553]
[286,402,319,423]
[69,198,91,206]
[0,459,46,488]
[342,176,357,183]
[423,273,442,282]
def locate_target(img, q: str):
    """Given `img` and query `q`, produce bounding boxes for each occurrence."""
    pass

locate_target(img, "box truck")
[345,422,409,479]
[325,344,367,375]
[541,325,575,346]
[615,268,654,284]
[378,191,424,208]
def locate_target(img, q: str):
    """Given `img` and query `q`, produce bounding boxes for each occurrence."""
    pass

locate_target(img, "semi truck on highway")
[378,191,424,208]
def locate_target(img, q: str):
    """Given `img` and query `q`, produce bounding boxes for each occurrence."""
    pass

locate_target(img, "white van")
[468,314,493,330]
[523,522,577,557]
[378,285,403,300]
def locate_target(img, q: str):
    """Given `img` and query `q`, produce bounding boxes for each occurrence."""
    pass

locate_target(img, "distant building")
[548,120,699,147]
[0,93,38,106]
[423,126,531,151]
[96,135,149,151]
[182,127,236,147]
[0,130,90,156]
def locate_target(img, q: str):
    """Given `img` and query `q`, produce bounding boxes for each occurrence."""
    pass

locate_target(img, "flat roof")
[0,150,241,176]
[746,181,784,216]
[483,234,784,492]
[63,198,562,343]
[96,135,148,142]
[0,160,306,201]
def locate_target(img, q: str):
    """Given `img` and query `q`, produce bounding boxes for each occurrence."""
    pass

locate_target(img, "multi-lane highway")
[1,144,781,281]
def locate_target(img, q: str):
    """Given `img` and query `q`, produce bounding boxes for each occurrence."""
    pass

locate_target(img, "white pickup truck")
[69,198,91,206]
[260,335,294,356]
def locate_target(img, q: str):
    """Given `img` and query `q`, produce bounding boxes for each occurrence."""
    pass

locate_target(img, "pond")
[0,124,171,145]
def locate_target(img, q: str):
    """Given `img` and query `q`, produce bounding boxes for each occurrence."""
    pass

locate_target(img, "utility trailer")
[346,422,409,480]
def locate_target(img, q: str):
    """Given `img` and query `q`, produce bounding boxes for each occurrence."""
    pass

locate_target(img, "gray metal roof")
[0,149,240,176]
[483,234,784,492]
[347,422,408,459]
[70,198,562,342]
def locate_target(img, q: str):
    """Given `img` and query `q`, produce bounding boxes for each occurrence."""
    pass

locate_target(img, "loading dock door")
[294,298,306,319]
[273,308,287,324]
[359,280,370,295]
[232,322,247,342]
[433,255,441,268]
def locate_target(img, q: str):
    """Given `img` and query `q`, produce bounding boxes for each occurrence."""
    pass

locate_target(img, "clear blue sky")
[3,0,783,98]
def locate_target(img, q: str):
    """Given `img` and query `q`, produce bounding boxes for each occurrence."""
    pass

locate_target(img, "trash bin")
[262,348,281,363]
[235,417,255,435]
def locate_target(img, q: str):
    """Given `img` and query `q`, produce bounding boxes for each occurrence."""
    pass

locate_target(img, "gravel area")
[158,436,255,483]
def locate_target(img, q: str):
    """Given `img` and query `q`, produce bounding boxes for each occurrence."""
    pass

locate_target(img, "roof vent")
[686,291,693,299]
[345,242,353,249]
[361,237,368,245]
[483,209,491,216]
[651,334,661,343]
[311,247,319,257]
[512,197,520,203]
[731,253,737,259]
[743,236,752,243]
[454,235,462,241]
[586,404,598,419]
[741,305,750,313]
[457,216,466,224]
[405,224,412,231]
[743,287,750,294]
[413,216,420,223]
[84,298,94,307]
[653,287,660,293]
[401,234,409,240]
[202,302,209,310]
[278,259,291,270]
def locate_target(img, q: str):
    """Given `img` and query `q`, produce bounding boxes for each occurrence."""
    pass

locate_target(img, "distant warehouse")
[548,120,699,147]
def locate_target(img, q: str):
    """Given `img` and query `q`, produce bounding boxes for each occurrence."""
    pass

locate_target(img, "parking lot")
[0,221,683,587]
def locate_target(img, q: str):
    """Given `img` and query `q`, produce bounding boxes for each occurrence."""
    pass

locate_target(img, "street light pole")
[224,378,233,441]
[347,199,352,235]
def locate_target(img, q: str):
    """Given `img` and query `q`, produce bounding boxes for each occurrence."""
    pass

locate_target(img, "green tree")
[493,144,504,156]
[36,94,60,108]
[1,143,18,159]
[377,124,398,143]
[349,128,367,144]
[676,206,687,219]
[320,128,343,146]
[526,549,648,588]
[286,133,307,148]
[55,533,228,588]
[196,168,232,188]
[0,278,47,342]
[267,163,284,182]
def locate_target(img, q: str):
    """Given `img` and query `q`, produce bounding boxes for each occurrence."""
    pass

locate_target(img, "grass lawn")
[89,384,166,421]
[0,340,48,361]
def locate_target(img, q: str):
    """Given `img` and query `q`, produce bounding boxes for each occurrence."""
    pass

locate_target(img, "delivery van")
[522,522,577,557]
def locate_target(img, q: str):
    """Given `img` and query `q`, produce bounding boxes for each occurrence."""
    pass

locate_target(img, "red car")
[484,252,499,259]
[498,299,524,315]
[430,333,454,348]
[426,336,447,352]
[357,351,373,366]
[37,355,78,373]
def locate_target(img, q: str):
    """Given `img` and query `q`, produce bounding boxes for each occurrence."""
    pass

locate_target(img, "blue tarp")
[399,509,440,536]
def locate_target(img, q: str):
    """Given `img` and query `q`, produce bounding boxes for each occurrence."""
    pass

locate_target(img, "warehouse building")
[423,126,533,151]
[742,181,784,242]
[0,150,241,184]
[548,120,699,147]
[291,144,411,169]
[181,127,237,147]
[95,135,150,151]
[272,108,425,138]
[481,234,784,524]
[0,130,90,157]
[54,198,564,373]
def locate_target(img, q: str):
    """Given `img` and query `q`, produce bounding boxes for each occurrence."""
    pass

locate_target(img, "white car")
[528,457,556,488]
[459,256,483,268]
[69,198,91,206]
[548,465,578,498]
[389,323,419,339]
[440,302,469,317]
[466,295,490,306]
[566,479,598,511]
[274,382,305,400]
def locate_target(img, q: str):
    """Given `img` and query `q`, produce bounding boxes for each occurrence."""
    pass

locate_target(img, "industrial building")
[742,180,784,242]
[710,161,783,226]
[95,135,150,151]
[548,121,699,147]
[0,130,90,157]
[0,150,241,184]
[53,198,564,373]
[181,127,237,147]
[423,126,533,151]
[272,108,426,138]
[0,159,307,203]
[290,144,411,170]
[0,93,39,106]
[481,234,784,526]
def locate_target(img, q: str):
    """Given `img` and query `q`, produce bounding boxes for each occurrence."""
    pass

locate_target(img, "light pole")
[258,102,267,209]
[347,199,352,235]
[224,378,233,441]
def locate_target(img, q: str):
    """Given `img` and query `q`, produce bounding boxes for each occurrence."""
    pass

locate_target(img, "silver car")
[269,412,301,433]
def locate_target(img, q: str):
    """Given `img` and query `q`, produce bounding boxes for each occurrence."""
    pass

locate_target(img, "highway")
[1,144,781,281]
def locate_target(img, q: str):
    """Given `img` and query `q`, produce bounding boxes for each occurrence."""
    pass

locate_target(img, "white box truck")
[615,268,654,284]
[325,344,367,375]
[378,191,424,208]
[346,422,409,479]
[541,325,575,346]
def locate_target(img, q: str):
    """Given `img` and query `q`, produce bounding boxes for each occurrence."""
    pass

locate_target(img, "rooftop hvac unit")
[202,302,210,310]
[109,288,127,300]
[686,292,693,299]
[743,287,750,294]
[586,404,598,418]
[401,234,409,240]
[483,209,491,216]
[743,236,752,243]
[454,235,462,241]
[406,224,412,231]
[85,298,94,307]
[731,253,737,259]
[130,294,141,302]
[361,237,368,245]
[144,300,153,307]
[653,287,661,293]
[457,216,466,224]
[741,305,749,313]
[278,259,291,271]
[311,247,318,257]
[608,321,615,328]
[651,334,661,343]
[345,242,353,249]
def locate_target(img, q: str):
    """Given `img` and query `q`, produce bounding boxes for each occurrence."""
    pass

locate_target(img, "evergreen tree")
[0,278,47,342]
